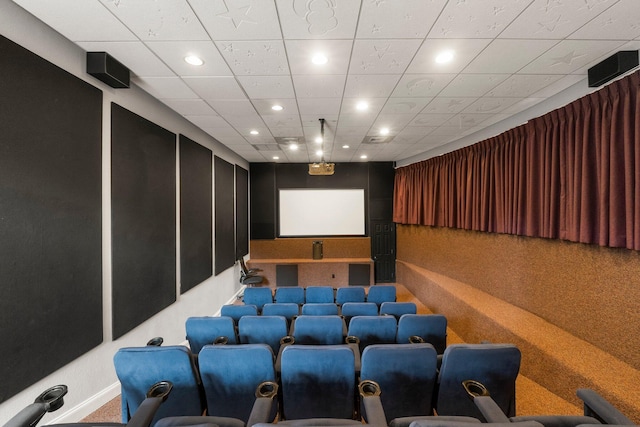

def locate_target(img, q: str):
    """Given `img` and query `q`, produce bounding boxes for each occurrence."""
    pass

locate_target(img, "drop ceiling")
[12,0,640,164]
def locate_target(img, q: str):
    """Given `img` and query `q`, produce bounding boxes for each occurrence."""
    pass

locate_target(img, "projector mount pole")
[319,118,325,164]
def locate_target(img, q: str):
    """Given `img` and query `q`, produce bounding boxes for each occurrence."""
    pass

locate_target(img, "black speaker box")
[588,50,639,88]
[86,51,130,88]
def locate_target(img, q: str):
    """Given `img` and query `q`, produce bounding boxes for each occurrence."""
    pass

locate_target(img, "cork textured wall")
[250,237,371,259]
[397,225,640,371]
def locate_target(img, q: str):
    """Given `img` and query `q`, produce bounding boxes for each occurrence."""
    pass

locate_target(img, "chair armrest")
[247,382,279,427]
[462,380,509,423]
[577,389,635,425]
[275,336,295,373]
[359,380,387,427]
[4,385,68,427]
[126,382,173,427]
[345,337,361,374]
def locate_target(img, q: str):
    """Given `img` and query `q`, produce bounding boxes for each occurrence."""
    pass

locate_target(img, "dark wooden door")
[371,221,396,283]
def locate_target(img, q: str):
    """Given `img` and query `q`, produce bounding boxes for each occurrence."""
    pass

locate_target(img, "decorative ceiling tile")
[519,40,628,74]
[356,0,448,39]
[343,74,403,98]
[487,74,564,97]
[380,98,433,115]
[406,39,493,74]
[276,0,360,39]
[391,74,457,97]
[438,74,510,97]
[133,76,199,99]
[237,75,296,99]
[182,76,247,100]
[216,40,289,75]
[189,0,282,40]
[145,41,233,77]
[349,39,422,74]
[463,39,558,74]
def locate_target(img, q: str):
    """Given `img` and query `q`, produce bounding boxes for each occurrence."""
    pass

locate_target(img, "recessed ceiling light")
[342,145,350,149]
[273,156,279,160]
[315,136,323,144]
[360,155,368,159]
[312,53,328,65]
[435,50,455,64]
[356,101,369,111]
[250,130,259,135]
[316,149,323,156]
[271,104,284,111]
[380,127,390,135]
[184,55,204,66]
[290,144,298,150]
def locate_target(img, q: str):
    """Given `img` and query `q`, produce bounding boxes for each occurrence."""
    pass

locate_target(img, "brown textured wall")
[397,224,640,371]
[250,237,370,259]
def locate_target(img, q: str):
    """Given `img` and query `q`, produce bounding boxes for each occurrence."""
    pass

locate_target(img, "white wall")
[0,1,248,424]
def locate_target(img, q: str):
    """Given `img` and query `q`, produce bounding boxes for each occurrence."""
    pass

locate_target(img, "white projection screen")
[279,189,365,236]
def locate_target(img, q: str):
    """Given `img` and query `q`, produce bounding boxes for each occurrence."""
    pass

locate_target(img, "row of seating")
[186,313,447,355]
[222,301,417,323]
[242,285,397,310]
[112,340,522,426]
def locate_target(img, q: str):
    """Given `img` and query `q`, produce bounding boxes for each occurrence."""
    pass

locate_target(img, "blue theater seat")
[220,304,258,325]
[301,302,339,316]
[304,286,334,303]
[379,301,417,320]
[336,287,366,305]
[347,315,397,351]
[396,314,447,354]
[366,285,396,306]
[280,345,355,420]
[341,302,378,325]
[238,315,288,355]
[274,287,305,305]
[185,316,237,353]
[243,287,273,312]
[261,303,299,326]
[291,315,344,345]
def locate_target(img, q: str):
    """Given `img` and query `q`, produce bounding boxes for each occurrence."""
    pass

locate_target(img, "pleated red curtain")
[394,70,640,250]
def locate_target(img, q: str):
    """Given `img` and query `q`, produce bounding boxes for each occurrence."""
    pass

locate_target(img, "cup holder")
[146,337,164,346]
[345,336,360,344]
[255,381,279,398]
[35,385,68,412]
[214,336,229,345]
[147,381,173,401]
[358,380,381,397]
[409,335,425,344]
[280,336,295,345]
[462,379,490,399]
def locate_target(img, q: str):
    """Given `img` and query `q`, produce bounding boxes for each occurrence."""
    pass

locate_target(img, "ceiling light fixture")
[312,53,328,65]
[316,149,323,156]
[289,143,298,150]
[356,101,369,111]
[271,104,284,111]
[273,156,279,160]
[342,145,350,149]
[250,130,259,135]
[184,55,204,66]
[380,127,390,135]
[315,136,323,144]
[360,155,368,159]
[435,50,454,64]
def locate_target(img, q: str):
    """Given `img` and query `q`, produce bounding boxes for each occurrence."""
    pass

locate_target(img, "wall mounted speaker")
[588,50,639,88]
[86,51,130,88]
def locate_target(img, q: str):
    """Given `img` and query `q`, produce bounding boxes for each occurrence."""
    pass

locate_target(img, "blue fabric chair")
[347,315,397,351]
[220,304,258,325]
[280,345,355,420]
[341,302,378,325]
[336,287,366,305]
[304,286,334,303]
[436,344,521,421]
[274,287,305,305]
[380,302,417,320]
[243,287,273,312]
[301,302,339,316]
[185,316,237,354]
[238,315,288,354]
[396,314,448,354]
[360,343,439,424]
[198,344,277,424]
[366,285,396,306]
[291,315,344,345]
[261,303,299,326]
[113,345,205,425]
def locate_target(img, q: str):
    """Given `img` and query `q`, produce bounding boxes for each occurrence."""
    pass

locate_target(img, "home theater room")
[1,1,640,427]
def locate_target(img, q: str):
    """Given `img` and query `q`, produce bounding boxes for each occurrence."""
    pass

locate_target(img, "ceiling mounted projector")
[308,162,335,175]
[308,118,335,175]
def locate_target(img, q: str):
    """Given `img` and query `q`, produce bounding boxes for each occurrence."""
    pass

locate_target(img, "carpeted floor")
[82,283,581,423]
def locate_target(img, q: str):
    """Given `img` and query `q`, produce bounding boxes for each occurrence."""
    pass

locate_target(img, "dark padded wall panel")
[368,162,395,221]
[111,104,176,339]
[215,156,235,274]
[179,135,212,293]
[250,163,276,239]
[0,35,102,403]
[235,165,249,258]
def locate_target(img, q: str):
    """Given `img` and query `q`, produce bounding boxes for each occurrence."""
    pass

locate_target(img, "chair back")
[304,286,334,303]
[301,303,339,316]
[336,287,366,304]
[292,315,344,345]
[274,287,305,305]
[379,302,417,320]
[397,314,447,354]
[185,316,237,354]
[114,345,204,425]
[436,344,521,420]
[238,315,288,354]
[280,345,355,420]
[366,285,396,305]
[243,287,273,311]
[262,303,299,325]
[220,304,258,325]
[199,344,277,423]
[341,302,378,325]
[360,343,439,423]
[348,315,397,351]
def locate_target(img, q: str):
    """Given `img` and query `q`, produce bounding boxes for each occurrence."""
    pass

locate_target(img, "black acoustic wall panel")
[215,156,236,274]
[368,162,395,221]
[111,103,176,339]
[250,163,276,239]
[0,35,102,403]
[180,135,212,293]
[236,165,249,258]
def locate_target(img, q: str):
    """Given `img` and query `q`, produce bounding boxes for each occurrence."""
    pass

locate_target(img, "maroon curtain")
[394,70,640,250]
